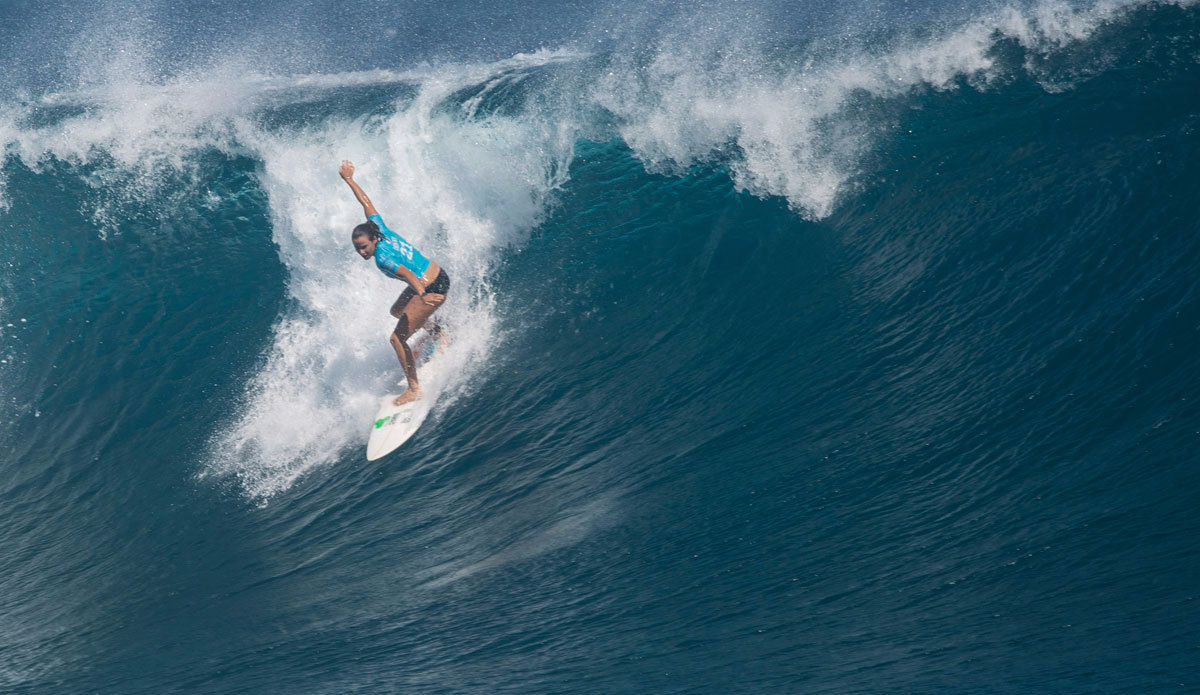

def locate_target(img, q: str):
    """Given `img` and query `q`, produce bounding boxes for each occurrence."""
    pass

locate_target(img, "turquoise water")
[2,1,1199,692]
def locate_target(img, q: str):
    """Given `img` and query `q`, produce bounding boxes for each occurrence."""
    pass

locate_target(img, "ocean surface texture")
[2,0,1199,692]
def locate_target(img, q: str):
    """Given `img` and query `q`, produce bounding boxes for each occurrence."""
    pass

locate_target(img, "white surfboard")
[366,330,448,461]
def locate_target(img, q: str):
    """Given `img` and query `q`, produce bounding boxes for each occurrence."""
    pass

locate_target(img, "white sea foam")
[203,53,578,499]
[589,0,1174,218]
[0,112,14,212]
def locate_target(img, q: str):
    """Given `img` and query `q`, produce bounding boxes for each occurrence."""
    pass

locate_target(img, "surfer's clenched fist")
[339,160,355,180]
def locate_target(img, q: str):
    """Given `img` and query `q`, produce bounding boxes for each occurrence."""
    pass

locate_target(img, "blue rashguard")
[370,213,431,281]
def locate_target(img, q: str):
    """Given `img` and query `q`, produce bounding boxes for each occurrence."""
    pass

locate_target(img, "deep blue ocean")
[2,0,1199,692]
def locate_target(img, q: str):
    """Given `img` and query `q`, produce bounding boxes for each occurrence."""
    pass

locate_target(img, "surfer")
[340,160,449,406]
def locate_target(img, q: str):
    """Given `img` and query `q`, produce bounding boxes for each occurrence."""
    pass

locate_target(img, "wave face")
[2,0,1200,692]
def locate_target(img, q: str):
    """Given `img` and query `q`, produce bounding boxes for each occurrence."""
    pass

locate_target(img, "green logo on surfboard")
[374,416,392,429]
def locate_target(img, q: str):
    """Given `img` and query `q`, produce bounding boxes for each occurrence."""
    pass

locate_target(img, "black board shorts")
[423,268,450,296]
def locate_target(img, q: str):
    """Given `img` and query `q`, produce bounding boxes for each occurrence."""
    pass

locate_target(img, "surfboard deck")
[366,330,448,461]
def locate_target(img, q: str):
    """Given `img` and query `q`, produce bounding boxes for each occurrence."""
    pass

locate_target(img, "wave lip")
[589,0,1196,218]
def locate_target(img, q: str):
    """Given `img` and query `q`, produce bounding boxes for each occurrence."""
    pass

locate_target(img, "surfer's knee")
[393,315,410,338]
[389,331,405,350]
[390,288,416,318]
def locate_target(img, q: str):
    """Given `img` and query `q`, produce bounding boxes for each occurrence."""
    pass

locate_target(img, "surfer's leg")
[403,291,445,336]
[407,269,448,337]
[401,268,448,337]
[389,289,420,404]
[389,293,446,406]
[390,287,417,319]
[390,314,421,406]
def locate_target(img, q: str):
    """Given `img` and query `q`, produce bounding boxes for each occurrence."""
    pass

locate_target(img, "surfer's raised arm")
[339,160,380,219]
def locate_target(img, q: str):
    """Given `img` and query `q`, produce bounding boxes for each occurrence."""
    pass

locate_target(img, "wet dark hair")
[352,220,383,242]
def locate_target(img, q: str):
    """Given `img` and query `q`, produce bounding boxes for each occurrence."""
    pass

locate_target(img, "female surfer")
[340,160,449,406]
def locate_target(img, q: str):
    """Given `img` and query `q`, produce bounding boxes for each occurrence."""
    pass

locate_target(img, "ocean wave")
[1,0,1195,498]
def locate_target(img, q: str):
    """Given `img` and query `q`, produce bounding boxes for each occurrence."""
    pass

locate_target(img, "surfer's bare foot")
[393,389,421,407]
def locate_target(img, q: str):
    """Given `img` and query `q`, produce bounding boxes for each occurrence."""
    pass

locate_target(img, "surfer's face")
[352,235,376,259]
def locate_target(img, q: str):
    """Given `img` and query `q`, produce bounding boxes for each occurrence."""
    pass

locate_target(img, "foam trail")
[416,498,616,588]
